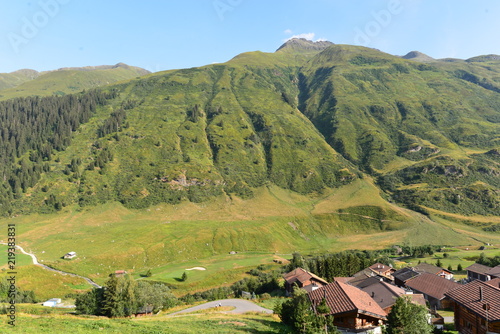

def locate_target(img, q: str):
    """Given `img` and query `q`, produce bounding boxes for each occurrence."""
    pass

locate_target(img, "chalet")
[283,268,328,295]
[359,280,406,313]
[404,272,460,310]
[368,263,396,279]
[487,265,500,279]
[392,267,420,287]
[413,263,454,280]
[467,263,494,282]
[63,251,76,259]
[445,280,500,334]
[308,281,387,334]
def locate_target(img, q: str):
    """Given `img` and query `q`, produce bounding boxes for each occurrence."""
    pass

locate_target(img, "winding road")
[1,243,101,288]
[168,299,273,316]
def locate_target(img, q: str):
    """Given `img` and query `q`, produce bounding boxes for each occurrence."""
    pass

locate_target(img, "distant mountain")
[466,54,500,62]
[0,63,150,100]
[401,51,435,62]
[276,38,334,53]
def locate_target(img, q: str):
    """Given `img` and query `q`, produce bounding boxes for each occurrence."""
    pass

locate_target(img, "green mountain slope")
[297,44,500,215]
[2,39,500,290]
[0,63,150,100]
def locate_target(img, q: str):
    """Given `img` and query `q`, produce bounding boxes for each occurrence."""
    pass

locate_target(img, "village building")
[42,298,61,307]
[114,270,128,277]
[392,267,420,287]
[445,279,500,334]
[368,263,396,279]
[466,263,497,282]
[413,263,454,280]
[404,272,460,310]
[63,251,76,259]
[359,280,407,313]
[283,268,328,295]
[308,281,387,334]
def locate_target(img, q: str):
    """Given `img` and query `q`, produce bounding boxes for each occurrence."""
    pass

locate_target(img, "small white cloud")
[284,29,293,35]
[287,32,316,41]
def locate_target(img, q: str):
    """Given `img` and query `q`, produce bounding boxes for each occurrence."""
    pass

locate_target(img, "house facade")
[308,281,387,333]
[283,268,328,294]
[445,280,500,334]
[404,272,460,310]
[467,263,494,282]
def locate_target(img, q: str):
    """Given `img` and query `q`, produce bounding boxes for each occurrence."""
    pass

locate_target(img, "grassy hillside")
[0,63,150,100]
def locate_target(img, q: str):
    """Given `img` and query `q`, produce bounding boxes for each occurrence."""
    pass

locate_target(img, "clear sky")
[0,0,499,73]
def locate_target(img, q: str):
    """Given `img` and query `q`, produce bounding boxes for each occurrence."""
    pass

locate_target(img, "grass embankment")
[0,306,289,333]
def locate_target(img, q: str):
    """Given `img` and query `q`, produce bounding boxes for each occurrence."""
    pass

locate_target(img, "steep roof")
[349,276,383,289]
[404,273,460,300]
[466,263,492,275]
[445,280,500,322]
[283,268,328,285]
[393,267,420,282]
[369,263,395,275]
[414,263,451,275]
[487,265,500,278]
[485,278,500,289]
[308,281,387,319]
[360,281,406,310]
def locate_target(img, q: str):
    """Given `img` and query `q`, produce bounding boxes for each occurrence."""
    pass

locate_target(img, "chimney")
[479,287,483,302]
[371,291,375,298]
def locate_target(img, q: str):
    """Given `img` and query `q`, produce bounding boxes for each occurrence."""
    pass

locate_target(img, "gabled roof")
[308,281,387,319]
[404,273,460,300]
[359,281,406,309]
[487,265,500,277]
[466,263,492,275]
[407,294,427,307]
[349,276,383,289]
[414,263,451,275]
[445,280,500,322]
[485,278,500,289]
[369,263,395,275]
[283,268,328,286]
[393,267,420,282]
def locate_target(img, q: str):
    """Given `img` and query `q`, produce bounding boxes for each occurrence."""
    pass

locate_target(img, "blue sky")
[0,0,499,73]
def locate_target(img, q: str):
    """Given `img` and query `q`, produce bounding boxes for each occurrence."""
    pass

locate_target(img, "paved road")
[1,242,101,288]
[169,299,273,316]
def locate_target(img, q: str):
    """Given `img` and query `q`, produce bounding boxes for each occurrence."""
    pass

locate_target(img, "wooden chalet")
[308,281,387,333]
[466,263,494,282]
[283,268,328,294]
[413,263,454,280]
[445,280,500,334]
[359,280,406,313]
[392,267,420,287]
[368,263,396,279]
[404,272,460,310]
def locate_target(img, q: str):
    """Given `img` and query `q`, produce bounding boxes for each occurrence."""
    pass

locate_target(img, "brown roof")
[308,281,387,319]
[393,267,420,282]
[359,281,406,309]
[445,280,500,321]
[283,268,328,285]
[408,294,427,307]
[487,265,500,278]
[333,277,354,284]
[369,263,395,275]
[466,263,492,275]
[404,272,460,300]
[485,278,500,289]
[414,263,452,275]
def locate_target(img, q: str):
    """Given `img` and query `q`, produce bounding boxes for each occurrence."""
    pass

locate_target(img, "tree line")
[0,89,117,216]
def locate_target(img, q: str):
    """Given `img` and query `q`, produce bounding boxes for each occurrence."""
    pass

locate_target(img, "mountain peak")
[401,51,435,62]
[276,38,334,53]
